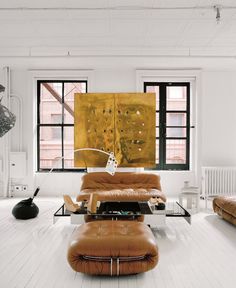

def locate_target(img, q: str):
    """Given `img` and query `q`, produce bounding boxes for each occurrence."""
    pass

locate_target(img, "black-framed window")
[37,80,87,171]
[144,82,190,170]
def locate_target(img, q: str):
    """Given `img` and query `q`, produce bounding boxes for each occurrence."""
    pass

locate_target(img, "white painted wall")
[201,71,236,166]
[0,56,236,198]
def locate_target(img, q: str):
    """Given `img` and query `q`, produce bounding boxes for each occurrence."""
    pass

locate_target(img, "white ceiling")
[1,0,236,57]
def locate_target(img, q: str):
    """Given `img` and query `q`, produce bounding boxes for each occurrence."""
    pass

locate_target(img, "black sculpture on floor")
[12,188,40,220]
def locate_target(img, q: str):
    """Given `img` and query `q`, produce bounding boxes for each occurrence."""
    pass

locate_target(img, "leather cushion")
[67,220,158,275]
[80,172,162,190]
[77,188,166,202]
[213,196,236,225]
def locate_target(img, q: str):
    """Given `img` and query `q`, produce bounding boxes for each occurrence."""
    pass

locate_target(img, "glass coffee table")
[53,200,191,225]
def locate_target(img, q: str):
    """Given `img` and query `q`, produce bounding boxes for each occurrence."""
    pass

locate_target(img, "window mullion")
[62,82,65,169]
[186,83,190,169]
[159,83,166,170]
[37,82,41,171]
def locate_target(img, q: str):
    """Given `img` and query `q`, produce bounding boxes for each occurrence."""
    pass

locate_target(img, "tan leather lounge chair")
[77,172,166,203]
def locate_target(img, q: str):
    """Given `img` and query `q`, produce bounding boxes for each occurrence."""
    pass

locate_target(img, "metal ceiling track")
[0,6,236,11]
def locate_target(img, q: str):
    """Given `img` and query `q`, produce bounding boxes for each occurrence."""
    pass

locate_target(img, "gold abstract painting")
[74,93,156,167]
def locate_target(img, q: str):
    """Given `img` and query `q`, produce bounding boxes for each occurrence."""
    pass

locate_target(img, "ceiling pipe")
[2,67,11,197]
[0,5,234,11]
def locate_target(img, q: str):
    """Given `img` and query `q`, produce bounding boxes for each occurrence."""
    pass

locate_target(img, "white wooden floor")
[0,197,236,288]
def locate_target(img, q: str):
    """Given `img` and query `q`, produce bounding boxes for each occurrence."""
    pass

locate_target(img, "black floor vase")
[12,188,40,220]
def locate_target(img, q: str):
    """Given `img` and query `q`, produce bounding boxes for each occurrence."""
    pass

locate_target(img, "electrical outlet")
[22,185,28,191]
[14,185,22,192]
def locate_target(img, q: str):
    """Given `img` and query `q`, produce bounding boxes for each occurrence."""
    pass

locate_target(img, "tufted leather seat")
[76,172,166,202]
[67,220,158,275]
[213,196,236,225]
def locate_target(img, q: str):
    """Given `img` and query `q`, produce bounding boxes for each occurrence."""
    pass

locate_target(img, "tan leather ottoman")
[213,196,236,225]
[67,220,158,275]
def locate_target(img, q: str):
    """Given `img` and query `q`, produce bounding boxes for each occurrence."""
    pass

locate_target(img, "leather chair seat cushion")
[67,220,158,275]
[213,196,236,225]
[77,172,166,202]
[77,188,166,202]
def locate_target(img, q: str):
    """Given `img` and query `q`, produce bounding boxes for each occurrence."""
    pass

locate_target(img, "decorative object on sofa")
[74,93,156,168]
[77,172,166,202]
[0,84,16,137]
[12,187,40,220]
[213,196,236,225]
[67,220,158,275]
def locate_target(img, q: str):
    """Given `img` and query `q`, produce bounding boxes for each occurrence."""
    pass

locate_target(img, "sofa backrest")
[81,172,161,191]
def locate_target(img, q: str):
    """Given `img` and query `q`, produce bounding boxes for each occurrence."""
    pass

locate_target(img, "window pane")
[39,127,62,169]
[51,127,61,140]
[166,113,186,126]
[166,128,186,137]
[166,139,186,164]
[52,83,63,95]
[146,85,159,110]
[156,112,159,125]
[51,114,62,139]
[40,83,62,124]
[64,82,86,124]
[51,114,61,124]
[64,127,80,169]
[156,140,159,164]
[166,86,187,111]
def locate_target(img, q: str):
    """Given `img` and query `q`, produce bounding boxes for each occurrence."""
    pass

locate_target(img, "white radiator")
[202,167,236,208]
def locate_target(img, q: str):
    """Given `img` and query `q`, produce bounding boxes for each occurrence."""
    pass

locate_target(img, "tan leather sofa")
[213,196,236,225]
[67,220,158,275]
[76,172,166,202]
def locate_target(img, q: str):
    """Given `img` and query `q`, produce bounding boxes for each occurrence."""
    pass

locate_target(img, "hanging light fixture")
[0,84,16,137]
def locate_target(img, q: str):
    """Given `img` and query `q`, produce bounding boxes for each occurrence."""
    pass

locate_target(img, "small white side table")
[179,187,199,212]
